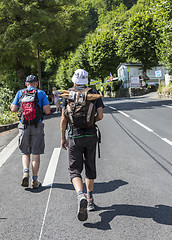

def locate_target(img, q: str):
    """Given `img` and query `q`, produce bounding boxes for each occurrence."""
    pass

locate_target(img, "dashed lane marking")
[132,119,153,132]
[136,100,148,103]
[162,138,172,146]
[109,106,117,111]
[162,105,172,109]
[107,105,172,147]
[118,110,130,118]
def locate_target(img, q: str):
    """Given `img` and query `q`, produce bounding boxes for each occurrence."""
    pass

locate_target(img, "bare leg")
[22,154,30,170]
[85,178,94,192]
[72,177,83,193]
[56,102,59,112]
[21,154,30,187]
[32,154,40,177]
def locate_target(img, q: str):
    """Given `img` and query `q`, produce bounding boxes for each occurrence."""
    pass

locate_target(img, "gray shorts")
[18,122,45,155]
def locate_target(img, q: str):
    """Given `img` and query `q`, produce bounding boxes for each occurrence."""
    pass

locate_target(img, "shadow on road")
[24,180,172,229]
[24,179,128,194]
[84,204,172,230]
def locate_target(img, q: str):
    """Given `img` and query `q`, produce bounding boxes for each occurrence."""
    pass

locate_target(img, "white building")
[117,63,168,88]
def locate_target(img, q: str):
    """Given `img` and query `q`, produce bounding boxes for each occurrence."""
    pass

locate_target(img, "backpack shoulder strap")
[82,87,91,103]
[19,89,27,100]
[85,87,92,93]
[69,87,75,91]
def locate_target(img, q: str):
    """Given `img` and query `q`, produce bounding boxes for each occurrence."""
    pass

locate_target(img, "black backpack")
[19,89,42,127]
[64,87,96,128]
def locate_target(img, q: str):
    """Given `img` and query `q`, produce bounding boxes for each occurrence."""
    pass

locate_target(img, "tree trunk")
[16,63,25,89]
[101,76,104,83]
[142,64,147,77]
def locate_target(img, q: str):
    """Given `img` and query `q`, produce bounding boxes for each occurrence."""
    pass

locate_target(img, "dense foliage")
[0,0,171,91]
[151,0,172,74]
[118,12,159,75]
[0,87,18,125]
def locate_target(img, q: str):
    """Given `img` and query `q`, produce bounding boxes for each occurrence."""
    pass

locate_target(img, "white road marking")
[137,100,148,103]
[162,105,172,109]
[0,134,18,168]
[108,106,172,147]
[132,119,153,132]
[162,138,172,146]
[39,187,53,240]
[39,147,61,240]
[42,148,61,187]
[118,110,130,118]
[109,106,117,111]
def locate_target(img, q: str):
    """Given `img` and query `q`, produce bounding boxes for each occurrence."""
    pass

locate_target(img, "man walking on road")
[60,69,104,221]
[10,75,51,188]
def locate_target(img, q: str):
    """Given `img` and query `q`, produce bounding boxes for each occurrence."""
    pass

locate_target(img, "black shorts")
[68,136,97,181]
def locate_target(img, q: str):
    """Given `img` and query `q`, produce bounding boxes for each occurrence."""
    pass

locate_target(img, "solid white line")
[0,134,18,168]
[39,148,61,240]
[42,148,61,187]
[39,187,53,240]
[132,119,153,132]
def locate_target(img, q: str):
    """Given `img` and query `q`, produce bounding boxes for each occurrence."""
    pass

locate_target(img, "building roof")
[117,62,165,70]
[117,63,142,70]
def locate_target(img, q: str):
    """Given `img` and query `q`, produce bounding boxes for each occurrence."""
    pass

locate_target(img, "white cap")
[72,69,88,85]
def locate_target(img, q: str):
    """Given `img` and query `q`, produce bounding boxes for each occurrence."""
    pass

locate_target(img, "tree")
[150,0,172,74]
[86,29,120,81]
[0,0,90,89]
[118,12,159,75]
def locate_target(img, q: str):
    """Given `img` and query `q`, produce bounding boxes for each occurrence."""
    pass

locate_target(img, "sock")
[23,168,29,173]
[32,176,38,181]
[87,191,93,199]
[77,190,83,197]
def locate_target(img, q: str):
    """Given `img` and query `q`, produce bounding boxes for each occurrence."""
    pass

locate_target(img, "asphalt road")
[0,94,172,240]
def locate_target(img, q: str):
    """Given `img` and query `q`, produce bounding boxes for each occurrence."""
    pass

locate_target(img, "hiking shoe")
[31,180,41,189]
[87,197,95,211]
[77,194,88,221]
[21,172,29,187]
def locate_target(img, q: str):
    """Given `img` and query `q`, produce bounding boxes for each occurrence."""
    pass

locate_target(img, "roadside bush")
[158,83,172,97]
[0,87,14,112]
[147,85,158,91]
[0,87,18,125]
[112,80,122,91]
[0,111,18,125]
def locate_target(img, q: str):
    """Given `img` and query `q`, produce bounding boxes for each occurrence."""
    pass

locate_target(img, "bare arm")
[43,105,51,115]
[10,104,18,112]
[60,108,68,150]
[95,107,103,122]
